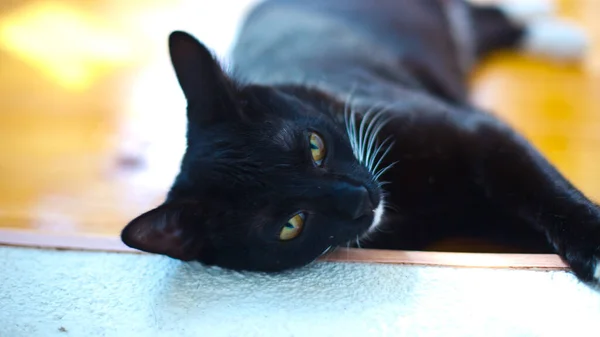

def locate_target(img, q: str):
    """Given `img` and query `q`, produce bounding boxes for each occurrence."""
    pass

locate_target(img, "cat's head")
[121,31,385,271]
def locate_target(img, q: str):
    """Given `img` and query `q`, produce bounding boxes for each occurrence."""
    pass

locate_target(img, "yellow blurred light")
[0,1,138,90]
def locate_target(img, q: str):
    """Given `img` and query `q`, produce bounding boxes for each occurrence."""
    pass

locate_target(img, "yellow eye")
[279,212,306,241]
[309,132,326,166]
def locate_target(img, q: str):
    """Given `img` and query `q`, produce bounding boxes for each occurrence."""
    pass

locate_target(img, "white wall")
[1,246,599,337]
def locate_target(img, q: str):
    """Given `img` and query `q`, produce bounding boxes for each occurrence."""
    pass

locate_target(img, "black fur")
[122,0,600,286]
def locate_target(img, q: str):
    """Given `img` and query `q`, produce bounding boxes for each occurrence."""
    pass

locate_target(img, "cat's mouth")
[343,196,385,247]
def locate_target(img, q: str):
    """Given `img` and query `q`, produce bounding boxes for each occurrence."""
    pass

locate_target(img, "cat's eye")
[279,212,306,241]
[309,132,326,166]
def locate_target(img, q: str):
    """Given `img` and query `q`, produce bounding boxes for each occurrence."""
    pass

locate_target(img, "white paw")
[498,0,556,25]
[521,19,589,61]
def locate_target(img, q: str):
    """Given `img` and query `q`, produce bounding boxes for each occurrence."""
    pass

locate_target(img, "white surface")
[496,0,589,61]
[496,0,588,61]
[1,246,600,337]
[521,19,589,61]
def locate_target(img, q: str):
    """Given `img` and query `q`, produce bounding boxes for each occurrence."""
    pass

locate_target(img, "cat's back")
[239,0,446,46]
[231,0,465,103]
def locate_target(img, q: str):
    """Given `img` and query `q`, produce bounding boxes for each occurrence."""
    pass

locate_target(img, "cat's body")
[122,0,600,287]
[232,0,470,104]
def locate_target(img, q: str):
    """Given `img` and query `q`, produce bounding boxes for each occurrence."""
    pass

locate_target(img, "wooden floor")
[0,0,598,248]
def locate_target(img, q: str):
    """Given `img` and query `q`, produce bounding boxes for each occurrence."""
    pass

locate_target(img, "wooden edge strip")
[321,247,569,269]
[0,229,138,253]
[0,229,569,270]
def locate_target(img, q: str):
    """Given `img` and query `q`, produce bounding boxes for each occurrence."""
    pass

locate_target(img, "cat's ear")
[168,31,238,125]
[121,203,203,261]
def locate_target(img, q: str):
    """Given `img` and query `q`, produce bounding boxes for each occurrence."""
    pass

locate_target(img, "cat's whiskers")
[319,245,334,258]
[350,109,360,160]
[356,105,380,164]
[343,87,358,157]
[359,226,377,241]
[359,106,384,158]
[345,106,361,162]
[374,160,398,182]
[368,136,394,174]
[345,114,359,161]
[363,111,393,170]
[343,101,397,246]
[382,197,400,213]
[355,235,362,249]
[342,84,365,163]
[371,139,396,175]
[344,101,398,178]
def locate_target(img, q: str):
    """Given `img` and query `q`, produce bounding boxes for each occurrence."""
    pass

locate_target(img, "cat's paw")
[561,237,600,289]
[520,18,589,61]
[498,0,556,25]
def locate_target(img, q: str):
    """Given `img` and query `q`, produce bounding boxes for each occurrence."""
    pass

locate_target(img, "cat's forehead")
[270,121,298,151]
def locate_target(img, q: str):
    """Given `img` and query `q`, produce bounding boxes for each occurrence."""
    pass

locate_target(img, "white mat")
[1,246,599,337]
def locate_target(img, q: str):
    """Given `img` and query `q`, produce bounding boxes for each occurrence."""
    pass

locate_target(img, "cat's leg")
[372,105,600,287]
[467,0,588,61]
[488,129,598,284]
[461,114,600,286]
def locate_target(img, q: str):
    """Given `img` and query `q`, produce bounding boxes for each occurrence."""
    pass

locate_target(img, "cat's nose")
[334,184,374,220]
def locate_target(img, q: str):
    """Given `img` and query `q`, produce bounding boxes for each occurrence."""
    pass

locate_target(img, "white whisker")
[350,109,360,160]
[383,201,400,213]
[366,116,395,167]
[343,84,357,117]
[343,84,361,160]
[374,161,398,181]
[368,136,394,173]
[319,245,334,258]
[372,140,395,175]
[361,106,388,166]
[357,105,382,163]
[342,98,396,188]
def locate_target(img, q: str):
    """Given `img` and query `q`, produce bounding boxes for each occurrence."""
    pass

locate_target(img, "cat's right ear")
[168,31,238,125]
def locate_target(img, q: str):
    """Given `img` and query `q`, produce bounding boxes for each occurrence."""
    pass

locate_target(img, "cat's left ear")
[168,30,239,125]
[121,203,205,261]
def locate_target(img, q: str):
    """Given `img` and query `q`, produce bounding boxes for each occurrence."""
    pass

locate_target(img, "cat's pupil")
[285,223,295,229]
[310,143,319,150]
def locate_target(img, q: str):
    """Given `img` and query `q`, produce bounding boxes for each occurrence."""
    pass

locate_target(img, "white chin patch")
[368,202,385,233]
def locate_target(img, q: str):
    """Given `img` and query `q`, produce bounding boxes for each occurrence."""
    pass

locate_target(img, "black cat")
[121,0,600,287]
